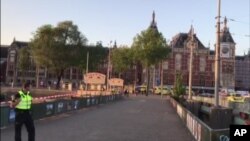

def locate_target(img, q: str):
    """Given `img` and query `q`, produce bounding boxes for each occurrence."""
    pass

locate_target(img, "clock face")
[222,47,229,54]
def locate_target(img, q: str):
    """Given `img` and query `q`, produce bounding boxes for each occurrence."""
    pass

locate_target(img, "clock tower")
[220,17,235,89]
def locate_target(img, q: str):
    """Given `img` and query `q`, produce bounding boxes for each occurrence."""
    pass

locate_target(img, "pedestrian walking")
[11,82,35,141]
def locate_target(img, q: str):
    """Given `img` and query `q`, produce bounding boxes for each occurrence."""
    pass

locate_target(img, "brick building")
[4,38,110,88]
[143,15,236,90]
[235,51,250,90]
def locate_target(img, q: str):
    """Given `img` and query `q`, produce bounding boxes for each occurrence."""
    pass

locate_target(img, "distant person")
[124,89,129,97]
[11,82,35,141]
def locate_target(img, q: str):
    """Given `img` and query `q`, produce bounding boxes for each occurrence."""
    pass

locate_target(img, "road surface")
[1,95,195,141]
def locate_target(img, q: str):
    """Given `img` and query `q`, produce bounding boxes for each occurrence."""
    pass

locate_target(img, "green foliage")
[78,46,108,72]
[111,46,134,75]
[30,21,88,88]
[132,28,170,95]
[18,47,31,71]
[132,28,170,67]
[173,72,186,99]
[18,47,31,84]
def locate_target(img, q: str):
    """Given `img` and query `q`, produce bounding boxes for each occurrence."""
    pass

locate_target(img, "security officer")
[11,82,35,141]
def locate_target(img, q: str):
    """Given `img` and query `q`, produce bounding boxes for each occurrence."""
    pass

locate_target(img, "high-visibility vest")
[15,90,32,110]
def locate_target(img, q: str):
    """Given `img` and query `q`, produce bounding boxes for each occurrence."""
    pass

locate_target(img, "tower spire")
[224,16,228,29]
[152,11,155,23]
[188,25,195,41]
[149,11,157,30]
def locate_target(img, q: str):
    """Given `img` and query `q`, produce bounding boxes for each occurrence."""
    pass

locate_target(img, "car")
[226,94,245,103]
[154,86,171,95]
[135,85,147,94]
[236,91,250,97]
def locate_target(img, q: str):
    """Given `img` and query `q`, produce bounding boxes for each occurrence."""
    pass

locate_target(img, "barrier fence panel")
[95,96,99,105]
[86,97,91,107]
[74,97,87,108]
[0,106,10,127]
[32,103,48,120]
[0,94,122,128]
[91,97,96,105]
[44,102,55,117]
[54,100,68,114]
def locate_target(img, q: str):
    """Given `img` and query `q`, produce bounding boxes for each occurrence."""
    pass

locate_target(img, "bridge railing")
[192,96,250,125]
[169,97,230,141]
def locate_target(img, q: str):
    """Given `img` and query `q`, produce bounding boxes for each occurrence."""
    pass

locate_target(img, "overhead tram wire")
[231,33,250,38]
[227,16,250,49]
[228,18,249,25]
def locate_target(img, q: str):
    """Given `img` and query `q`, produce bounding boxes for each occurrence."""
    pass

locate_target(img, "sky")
[1,0,250,55]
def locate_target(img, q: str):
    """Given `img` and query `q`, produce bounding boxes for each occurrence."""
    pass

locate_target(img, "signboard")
[108,78,124,86]
[220,43,230,58]
[84,72,106,84]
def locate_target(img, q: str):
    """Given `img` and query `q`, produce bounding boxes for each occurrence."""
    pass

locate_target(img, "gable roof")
[11,41,29,48]
[220,17,235,44]
[170,33,206,49]
[220,28,235,43]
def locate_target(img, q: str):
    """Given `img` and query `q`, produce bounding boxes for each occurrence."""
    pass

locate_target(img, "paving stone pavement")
[1,95,195,141]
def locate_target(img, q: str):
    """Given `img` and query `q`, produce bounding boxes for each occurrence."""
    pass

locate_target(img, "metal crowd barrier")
[0,94,122,128]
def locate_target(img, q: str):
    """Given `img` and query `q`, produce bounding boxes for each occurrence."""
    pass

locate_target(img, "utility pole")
[86,51,89,74]
[85,51,89,91]
[214,0,221,107]
[160,61,164,99]
[188,25,194,100]
[106,41,112,91]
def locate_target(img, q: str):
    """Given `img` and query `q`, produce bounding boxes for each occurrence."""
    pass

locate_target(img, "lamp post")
[160,61,164,99]
[106,41,112,91]
[188,26,195,100]
[214,0,221,107]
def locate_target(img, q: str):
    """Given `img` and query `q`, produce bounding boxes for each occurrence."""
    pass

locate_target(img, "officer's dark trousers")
[15,109,35,141]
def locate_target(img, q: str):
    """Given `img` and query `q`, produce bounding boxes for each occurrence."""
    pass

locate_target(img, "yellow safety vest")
[16,90,32,110]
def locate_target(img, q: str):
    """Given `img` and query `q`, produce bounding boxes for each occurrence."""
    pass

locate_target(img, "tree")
[111,46,134,77]
[78,46,108,72]
[18,47,31,84]
[132,28,170,95]
[30,21,87,88]
[173,72,186,99]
